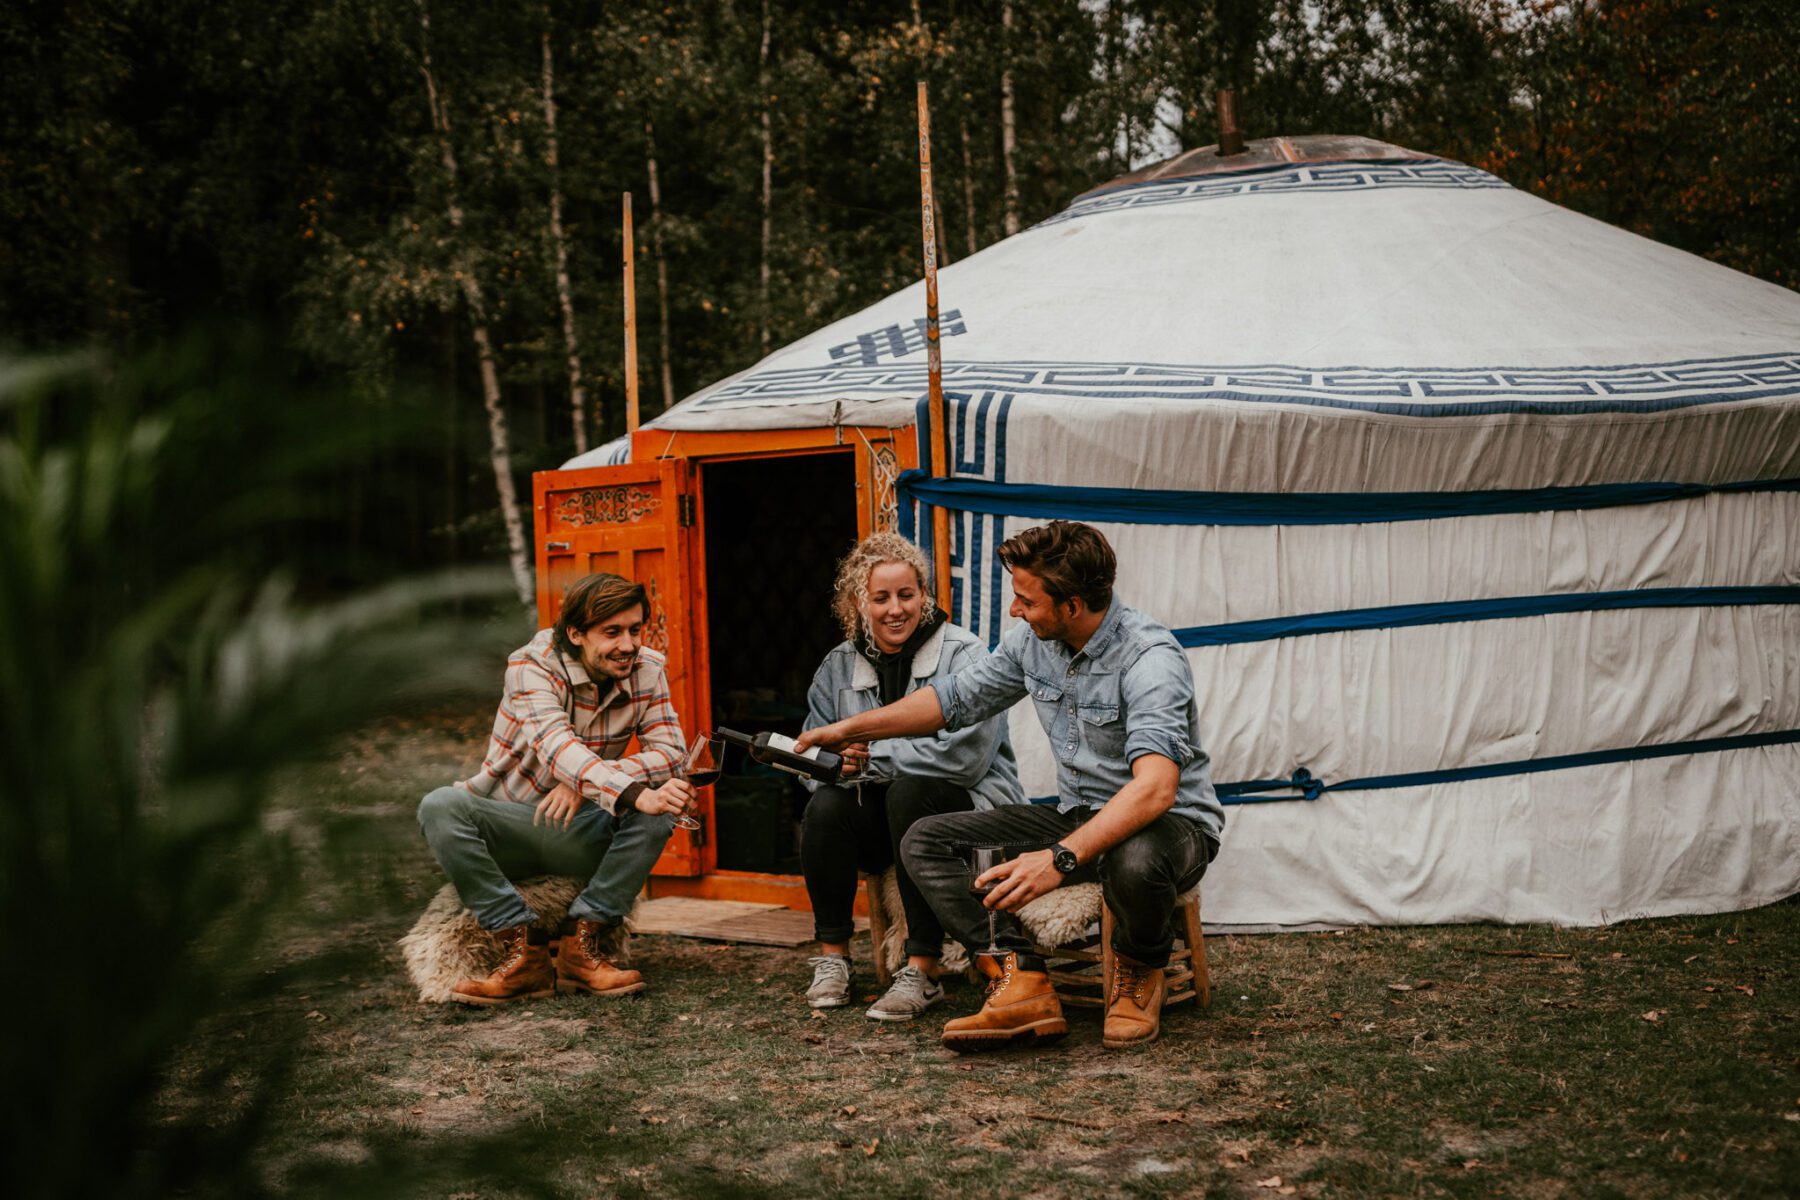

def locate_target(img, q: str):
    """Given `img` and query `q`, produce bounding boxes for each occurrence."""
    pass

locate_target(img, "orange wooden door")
[533,459,704,876]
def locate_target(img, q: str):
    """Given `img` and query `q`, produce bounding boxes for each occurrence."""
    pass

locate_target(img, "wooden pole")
[917,81,953,615]
[623,191,640,435]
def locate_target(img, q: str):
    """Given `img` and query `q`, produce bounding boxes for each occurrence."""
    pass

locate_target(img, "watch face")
[1054,847,1078,874]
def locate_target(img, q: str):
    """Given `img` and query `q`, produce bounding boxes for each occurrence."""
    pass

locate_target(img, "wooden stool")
[1029,888,1210,1010]
[860,872,895,988]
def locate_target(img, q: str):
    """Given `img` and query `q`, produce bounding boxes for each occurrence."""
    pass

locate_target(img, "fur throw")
[871,868,1107,974]
[399,876,634,1003]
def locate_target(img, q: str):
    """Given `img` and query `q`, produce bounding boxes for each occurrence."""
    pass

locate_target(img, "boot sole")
[555,978,646,997]
[943,1017,1068,1052]
[449,987,554,1007]
[1102,1027,1161,1050]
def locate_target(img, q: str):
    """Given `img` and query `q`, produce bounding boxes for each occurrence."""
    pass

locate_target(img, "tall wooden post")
[623,191,640,435]
[917,81,953,616]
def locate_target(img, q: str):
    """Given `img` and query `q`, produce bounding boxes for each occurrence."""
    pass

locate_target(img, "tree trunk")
[542,21,589,454]
[419,0,534,609]
[645,120,676,413]
[1000,0,1020,237]
[758,0,773,354]
[960,118,978,256]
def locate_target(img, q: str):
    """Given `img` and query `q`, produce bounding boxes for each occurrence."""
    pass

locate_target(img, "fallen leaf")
[641,1115,665,1125]
[1463,1158,1481,1169]
[1156,1112,1189,1124]
[305,1010,327,1021]
[1735,985,1755,996]
[1683,954,1699,964]
[839,1105,858,1118]
[1703,986,1717,993]
[1642,1010,1664,1023]
[810,1010,827,1021]
[1328,1012,1344,1021]
[1279,1189,1297,1196]
[1727,937,1739,944]
[804,1033,825,1045]
[409,1107,424,1115]
[1695,1003,1709,1010]
[1413,980,1436,991]
[1255,1177,1284,1189]
[863,1137,880,1156]
[1386,983,1414,993]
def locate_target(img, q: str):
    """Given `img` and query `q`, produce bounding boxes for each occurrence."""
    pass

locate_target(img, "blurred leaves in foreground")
[0,332,517,1197]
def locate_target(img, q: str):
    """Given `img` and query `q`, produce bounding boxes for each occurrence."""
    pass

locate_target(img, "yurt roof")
[567,134,1800,489]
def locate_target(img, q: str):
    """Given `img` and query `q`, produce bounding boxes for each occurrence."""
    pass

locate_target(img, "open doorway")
[700,452,858,874]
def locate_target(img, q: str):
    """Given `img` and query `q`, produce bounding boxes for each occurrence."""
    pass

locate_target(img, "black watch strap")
[1051,843,1079,874]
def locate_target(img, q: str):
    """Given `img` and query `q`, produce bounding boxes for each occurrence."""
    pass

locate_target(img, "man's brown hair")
[998,521,1116,611]
[553,572,650,657]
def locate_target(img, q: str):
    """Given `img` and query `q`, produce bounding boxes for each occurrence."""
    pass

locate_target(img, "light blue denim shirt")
[802,621,1023,810]
[934,600,1224,843]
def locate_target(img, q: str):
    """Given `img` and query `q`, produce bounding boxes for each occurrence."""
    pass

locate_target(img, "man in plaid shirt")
[418,572,693,1005]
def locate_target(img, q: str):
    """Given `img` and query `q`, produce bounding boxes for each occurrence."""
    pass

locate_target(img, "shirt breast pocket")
[1077,676,1125,759]
[837,687,876,719]
[1024,670,1066,725]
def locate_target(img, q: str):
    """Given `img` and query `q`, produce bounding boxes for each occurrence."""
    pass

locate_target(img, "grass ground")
[158,709,1799,1198]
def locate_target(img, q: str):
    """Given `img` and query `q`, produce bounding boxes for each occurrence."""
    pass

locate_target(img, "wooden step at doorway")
[632,896,866,948]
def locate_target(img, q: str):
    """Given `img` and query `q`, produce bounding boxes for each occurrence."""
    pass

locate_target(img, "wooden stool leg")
[1100,904,1117,1008]
[862,877,893,988]
[1183,894,1210,1008]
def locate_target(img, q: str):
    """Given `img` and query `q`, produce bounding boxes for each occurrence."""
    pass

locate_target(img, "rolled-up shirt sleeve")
[1120,643,1198,768]
[933,628,1028,731]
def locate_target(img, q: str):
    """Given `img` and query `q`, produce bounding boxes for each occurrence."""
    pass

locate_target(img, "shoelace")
[984,956,1015,999]
[1111,959,1149,1005]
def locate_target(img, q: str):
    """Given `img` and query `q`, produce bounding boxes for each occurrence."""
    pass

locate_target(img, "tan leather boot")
[555,919,645,997]
[450,925,554,1006]
[1102,952,1167,1049]
[941,954,1067,1052]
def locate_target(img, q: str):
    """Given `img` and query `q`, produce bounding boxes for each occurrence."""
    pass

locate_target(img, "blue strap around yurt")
[896,471,1800,527]
[1212,728,1800,804]
[1171,586,1800,647]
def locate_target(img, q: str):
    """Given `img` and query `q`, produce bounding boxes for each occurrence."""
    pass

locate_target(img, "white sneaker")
[806,955,853,1008]
[865,963,946,1022]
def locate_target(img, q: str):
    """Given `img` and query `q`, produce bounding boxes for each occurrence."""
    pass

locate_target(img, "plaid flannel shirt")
[461,629,685,815]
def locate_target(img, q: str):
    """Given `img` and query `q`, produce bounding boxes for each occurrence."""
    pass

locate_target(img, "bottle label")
[763,732,822,762]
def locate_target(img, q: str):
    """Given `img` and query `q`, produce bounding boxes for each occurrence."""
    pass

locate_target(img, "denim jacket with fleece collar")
[800,621,1023,810]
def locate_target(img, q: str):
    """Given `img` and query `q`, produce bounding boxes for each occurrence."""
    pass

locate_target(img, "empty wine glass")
[673,732,723,831]
[967,845,1009,956]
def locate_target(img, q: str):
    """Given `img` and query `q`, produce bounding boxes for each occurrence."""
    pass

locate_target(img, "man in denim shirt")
[799,521,1222,1051]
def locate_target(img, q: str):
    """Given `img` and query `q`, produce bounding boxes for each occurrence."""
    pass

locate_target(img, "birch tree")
[542,18,589,454]
[418,0,532,608]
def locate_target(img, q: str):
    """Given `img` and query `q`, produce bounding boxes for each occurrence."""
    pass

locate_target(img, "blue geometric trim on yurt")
[906,391,1014,650]
[1170,586,1800,648]
[1038,158,1509,228]
[703,352,1800,417]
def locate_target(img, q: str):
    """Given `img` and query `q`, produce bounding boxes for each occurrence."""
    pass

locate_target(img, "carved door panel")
[533,459,702,876]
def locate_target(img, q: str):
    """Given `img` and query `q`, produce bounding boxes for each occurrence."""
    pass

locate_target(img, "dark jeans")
[900,804,1217,968]
[799,776,976,956]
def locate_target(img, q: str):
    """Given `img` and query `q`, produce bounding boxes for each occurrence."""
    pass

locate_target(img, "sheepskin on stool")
[869,867,1105,976]
[399,876,634,1003]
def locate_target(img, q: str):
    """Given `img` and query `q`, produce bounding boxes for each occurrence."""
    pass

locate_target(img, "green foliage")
[0,336,514,1197]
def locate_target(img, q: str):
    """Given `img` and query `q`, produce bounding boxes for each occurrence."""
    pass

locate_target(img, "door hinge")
[677,494,696,527]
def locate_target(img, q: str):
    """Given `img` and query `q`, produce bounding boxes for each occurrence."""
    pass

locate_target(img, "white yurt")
[556,135,1800,928]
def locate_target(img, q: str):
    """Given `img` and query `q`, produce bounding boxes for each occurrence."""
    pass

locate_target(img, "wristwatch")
[1050,843,1079,875]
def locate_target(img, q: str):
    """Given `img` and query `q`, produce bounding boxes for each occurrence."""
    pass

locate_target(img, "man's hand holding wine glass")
[974,848,1063,912]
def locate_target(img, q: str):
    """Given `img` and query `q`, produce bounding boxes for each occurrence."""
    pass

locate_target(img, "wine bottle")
[716,727,842,784]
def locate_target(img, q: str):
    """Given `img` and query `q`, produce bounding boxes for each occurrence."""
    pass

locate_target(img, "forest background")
[4,0,1797,605]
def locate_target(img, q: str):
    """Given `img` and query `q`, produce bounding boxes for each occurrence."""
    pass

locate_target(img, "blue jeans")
[417,786,676,930]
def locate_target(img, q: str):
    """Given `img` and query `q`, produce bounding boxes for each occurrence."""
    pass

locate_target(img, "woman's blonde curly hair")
[830,531,936,643]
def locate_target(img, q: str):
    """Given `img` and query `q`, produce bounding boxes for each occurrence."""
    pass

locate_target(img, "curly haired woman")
[798,532,1022,1020]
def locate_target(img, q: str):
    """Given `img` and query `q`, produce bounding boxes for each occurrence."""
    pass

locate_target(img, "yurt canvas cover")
[558,136,1800,928]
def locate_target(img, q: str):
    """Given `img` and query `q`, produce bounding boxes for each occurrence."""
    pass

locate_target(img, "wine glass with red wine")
[967,845,1008,956]
[674,733,723,831]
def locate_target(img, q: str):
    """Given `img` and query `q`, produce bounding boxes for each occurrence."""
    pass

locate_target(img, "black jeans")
[799,776,976,956]
[899,805,1216,967]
